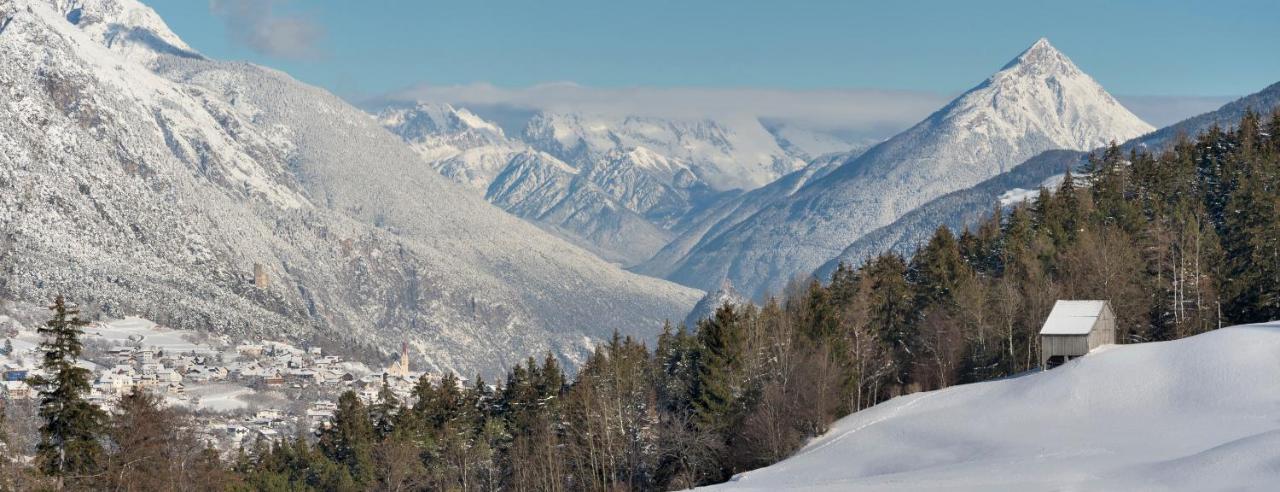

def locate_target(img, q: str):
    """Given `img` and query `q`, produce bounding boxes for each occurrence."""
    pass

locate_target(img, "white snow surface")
[998,172,1068,207]
[84,316,207,352]
[663,39,1154,299]
[708,323,1280,491]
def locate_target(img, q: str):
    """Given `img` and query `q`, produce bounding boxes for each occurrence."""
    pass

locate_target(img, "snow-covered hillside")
[376,102,866,265]
[662,39,1154,299]
[708,323,1280,490]
[0,0,701,378]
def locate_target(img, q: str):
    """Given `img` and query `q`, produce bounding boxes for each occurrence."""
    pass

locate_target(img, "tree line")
[2,110,1278,490]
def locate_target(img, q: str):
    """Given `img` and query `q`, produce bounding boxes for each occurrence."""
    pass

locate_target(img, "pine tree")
[909,225,968,309]
[30,295,106,487]
[319,390,376,486]
[371,377,400,439]
[654,323,701,416]
[693,304,745,432]
[865,254,917,387]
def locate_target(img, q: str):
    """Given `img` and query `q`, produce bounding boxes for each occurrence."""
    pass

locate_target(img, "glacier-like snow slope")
[0,0,701,378]
[377,102,866,266]
[664,39,1153,299]
[707,323,1280,491]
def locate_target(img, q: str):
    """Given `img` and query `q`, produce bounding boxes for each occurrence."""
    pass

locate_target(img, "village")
[1,315,439,453]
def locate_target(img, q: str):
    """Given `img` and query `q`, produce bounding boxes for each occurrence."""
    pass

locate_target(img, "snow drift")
[708,323,1280,490]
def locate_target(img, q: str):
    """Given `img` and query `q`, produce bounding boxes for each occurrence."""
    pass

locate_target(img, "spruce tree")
[319,390,376,486]
[693,304,744,431]
[30,295,106,487]
[909,226,968,308]
[371,377,400,439]
[866,254,917,386]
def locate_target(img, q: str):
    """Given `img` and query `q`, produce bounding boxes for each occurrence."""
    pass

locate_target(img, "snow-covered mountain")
[706,324,1280,490]
[661,39,1154,298]
[0,0,701,378]
[377,103,865,266]
[814,78,1280,279]
[636,151,851,280]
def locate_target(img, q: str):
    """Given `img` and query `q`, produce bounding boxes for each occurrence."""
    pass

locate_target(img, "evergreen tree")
[692,304,745,431]
[654,323,701,415]
[910,225,969,308]
[370,377,400,439]
[318,390,376,486]
[30,296,106,487]
[865,254,917,387]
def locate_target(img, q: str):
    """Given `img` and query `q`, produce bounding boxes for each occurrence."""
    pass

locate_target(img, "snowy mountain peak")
[52,0,198,63]
[930,37,1152,156]
[378,102,507,143]
[994,37,1084,84]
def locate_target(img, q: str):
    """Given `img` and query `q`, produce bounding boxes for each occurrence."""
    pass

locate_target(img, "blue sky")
[151,1,1278,130]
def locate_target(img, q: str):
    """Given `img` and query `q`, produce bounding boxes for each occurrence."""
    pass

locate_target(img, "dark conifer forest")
[2,111,1279,490]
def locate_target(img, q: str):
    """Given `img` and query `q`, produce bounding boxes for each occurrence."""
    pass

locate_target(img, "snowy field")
[177,383,256,412]
[82,316,218,354]
[708,323,1280,491]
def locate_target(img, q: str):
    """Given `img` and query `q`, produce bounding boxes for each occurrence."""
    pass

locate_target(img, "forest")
[2,110,1278,491]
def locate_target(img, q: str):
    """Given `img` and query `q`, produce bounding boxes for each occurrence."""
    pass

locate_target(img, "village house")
[263,373,286,389]
[96,369,134,396]
[1039,300,1117,368]
[2,380,32,400]
[236,343,264,357]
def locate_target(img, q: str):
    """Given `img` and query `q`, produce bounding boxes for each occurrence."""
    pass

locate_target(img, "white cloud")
[372,83,1234,143]
[209,0,325,60]
[374,83,954,142]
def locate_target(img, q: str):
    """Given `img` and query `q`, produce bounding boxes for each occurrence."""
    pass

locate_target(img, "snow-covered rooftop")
[1039,300,1109,335]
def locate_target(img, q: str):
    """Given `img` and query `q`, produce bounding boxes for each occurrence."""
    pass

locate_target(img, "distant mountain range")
[0,0,701,378]
[377,102,869,266]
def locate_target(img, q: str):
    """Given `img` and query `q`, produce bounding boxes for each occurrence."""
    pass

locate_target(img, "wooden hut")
[1039,300,1116,368]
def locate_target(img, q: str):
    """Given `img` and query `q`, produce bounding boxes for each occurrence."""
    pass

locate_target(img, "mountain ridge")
[377,101,867,266]
[660,38,1153,299]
